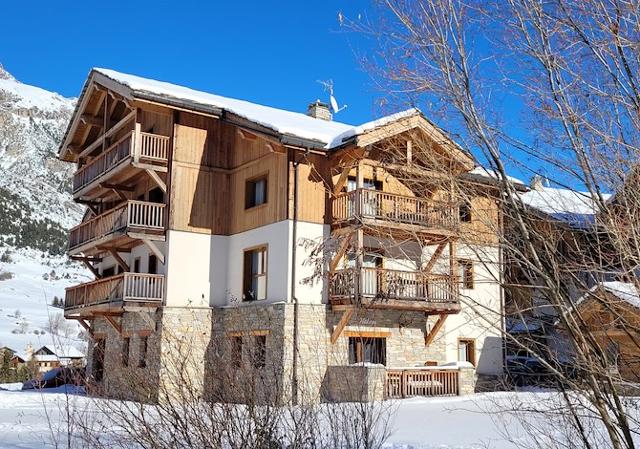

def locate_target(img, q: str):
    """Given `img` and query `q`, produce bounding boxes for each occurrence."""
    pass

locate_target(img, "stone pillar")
[458,366,476,395]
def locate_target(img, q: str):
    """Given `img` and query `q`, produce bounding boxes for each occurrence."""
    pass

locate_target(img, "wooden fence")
[386,368,459,398]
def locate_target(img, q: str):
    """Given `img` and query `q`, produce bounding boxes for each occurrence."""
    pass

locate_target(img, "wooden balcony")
[72,130,170,199]
[329,267,460,312]
[64,273,164,317]
[332,189,459,236]
[68,200,166,256]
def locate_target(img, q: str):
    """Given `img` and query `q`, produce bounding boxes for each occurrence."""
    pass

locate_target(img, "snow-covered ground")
[0,388,636,449]
[0,249,90,354]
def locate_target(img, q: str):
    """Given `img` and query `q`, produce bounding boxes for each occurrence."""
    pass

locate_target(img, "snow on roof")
[599,281,640,309]
[94,68,424,150]
[0,76,72,112]
[576,281,640,311]
[38,344,84,359]
[519,185,611,228]
[468,167,526,186]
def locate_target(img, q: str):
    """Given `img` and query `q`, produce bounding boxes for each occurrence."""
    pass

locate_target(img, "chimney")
[307,100,332,121]
[25,343,34,361]
[530,175,545,191]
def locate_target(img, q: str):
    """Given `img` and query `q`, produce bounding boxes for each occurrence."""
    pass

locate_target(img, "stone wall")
[322,365,386,402]
[87,302,460,403]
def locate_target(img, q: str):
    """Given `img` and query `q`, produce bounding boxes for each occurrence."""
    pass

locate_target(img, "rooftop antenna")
[317,79,348,114]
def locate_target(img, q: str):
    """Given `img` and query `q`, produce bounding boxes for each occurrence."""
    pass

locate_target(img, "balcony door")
[347,177,382,218]
[348,252,382,297]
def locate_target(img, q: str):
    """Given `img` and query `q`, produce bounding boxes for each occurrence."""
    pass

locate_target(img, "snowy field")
[0,387,637,449]
[0,249,90,353]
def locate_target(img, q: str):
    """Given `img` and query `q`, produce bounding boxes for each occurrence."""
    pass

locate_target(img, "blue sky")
[1,1,379,126]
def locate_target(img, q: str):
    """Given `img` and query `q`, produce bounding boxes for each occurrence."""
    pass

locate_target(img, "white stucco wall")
[443,244,504,376]
[164,220,328,308]
[97,242,166,276]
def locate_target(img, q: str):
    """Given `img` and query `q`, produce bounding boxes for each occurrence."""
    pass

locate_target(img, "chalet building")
[58,69,505,402]
[11,344,85,373]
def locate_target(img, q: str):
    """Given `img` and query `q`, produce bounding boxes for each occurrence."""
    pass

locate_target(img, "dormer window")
[245,175,268,209]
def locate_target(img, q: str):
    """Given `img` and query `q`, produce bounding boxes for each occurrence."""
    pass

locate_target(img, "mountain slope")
[0,64,88,354]
[0,64,82,250]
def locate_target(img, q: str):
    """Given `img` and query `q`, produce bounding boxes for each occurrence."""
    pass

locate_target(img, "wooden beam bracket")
[107,248,130,272]
[141,238,165,265]
[425,314,447,346]
[331,308,354,344]
[104,315,123,335]
[143,168,167,193]
[423,242,447,275]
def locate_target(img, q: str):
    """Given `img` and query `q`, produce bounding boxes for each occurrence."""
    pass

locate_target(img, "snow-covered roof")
[519,186,610,228]
[94,68,423,150]
[467,167,526,187]
[36,344,84,359]
[577,281,640,311]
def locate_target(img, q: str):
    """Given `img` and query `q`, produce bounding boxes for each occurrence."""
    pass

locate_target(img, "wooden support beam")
[141,238,165,265]
[144,168,167,193]
[104,315,123,335]
[107,249,130,272]
[329,234,353,273]
[423,242,447,275]
[237,128,258,140]
[80,113,105,128]
[332,165,352,196]
[425,314,447,346]
[331,308,354,344]
[75,319,93,337]
[81,259,102,279]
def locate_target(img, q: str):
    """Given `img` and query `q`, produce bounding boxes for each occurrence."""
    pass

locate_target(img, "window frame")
[459,259,475,289]
[138,336,148,368]
[242,245,268,302]
[231,336,243,369]
[458,338,476,366]
[348,336,387,366]
[245,174,269,209]
[253,335,267,369]
[122,337,130,367]
[459,200,472,223]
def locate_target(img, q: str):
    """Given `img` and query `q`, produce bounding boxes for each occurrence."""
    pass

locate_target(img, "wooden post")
[134,120,142,163]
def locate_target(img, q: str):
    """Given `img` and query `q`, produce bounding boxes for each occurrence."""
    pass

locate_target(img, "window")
[231,336,243,369]
[348,337,386,366]
[133,257,141,273]
[122,337,130,367]
[243,247,267,301]
[148,255,158,275]
[138,336,148,368]
[102,266,115,277]
[458,339,476,365]
[93,338,105,382]
[459,260,474,289]
[245,176,268,209]
[459,200,472,222]
[254,335,266,369]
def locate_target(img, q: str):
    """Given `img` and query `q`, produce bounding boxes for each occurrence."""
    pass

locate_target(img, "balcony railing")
[68,200,165,251]
[332,189,459,232]
[72,130,170,193]
[64,273,164,312]
[330,267,459,305]
[386,368,459,398]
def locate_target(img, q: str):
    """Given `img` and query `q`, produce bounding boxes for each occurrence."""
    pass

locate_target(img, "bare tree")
[340,0,640,448]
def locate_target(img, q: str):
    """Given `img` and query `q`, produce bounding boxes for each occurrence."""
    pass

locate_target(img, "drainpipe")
[290,149,303,405]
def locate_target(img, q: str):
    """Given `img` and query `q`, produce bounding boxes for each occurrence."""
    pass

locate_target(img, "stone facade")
[87,302,476,403]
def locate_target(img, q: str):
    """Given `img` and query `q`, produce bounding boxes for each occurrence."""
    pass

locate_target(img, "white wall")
[97,242,166,276]
[442,244,504,376]
[164,220,328,308]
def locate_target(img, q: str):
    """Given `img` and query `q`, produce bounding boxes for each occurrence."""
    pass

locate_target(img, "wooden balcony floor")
[68,228,165,256]
[332,217,459,239]
[330,297,461,313]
